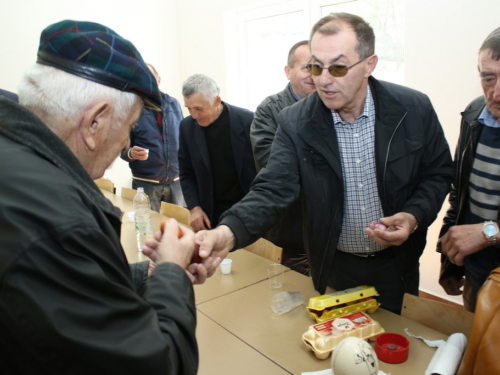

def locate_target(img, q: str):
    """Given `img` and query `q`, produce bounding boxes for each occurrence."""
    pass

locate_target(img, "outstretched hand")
[195,225,235,277]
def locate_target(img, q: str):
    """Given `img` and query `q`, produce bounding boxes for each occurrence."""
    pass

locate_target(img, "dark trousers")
[282,252,310,276]
[327,249,419,314]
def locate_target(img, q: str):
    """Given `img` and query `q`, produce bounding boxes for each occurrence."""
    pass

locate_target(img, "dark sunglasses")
[306,56,369,77]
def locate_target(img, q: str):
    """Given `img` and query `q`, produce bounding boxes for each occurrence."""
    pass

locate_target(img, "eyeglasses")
[306,56,369,77]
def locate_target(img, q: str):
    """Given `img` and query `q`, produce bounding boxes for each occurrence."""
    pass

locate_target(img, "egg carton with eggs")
[302,311,385,360]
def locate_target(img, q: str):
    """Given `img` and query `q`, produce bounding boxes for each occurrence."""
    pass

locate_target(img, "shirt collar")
[478,105,500,128]
[288,83,300,102]
[332,86,373,125]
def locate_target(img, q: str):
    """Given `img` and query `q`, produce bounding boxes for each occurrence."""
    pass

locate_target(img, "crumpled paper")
[404,328,467,375]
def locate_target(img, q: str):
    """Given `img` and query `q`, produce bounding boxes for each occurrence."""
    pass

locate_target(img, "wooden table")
[102,189,448,375]
[197,271,448,375]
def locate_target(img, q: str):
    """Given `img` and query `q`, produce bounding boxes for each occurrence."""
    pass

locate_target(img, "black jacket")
[221,77,454,294]
[437,96,493,282]
[178,102,256,221]
[250,84,304,253]
[0,99,198,374]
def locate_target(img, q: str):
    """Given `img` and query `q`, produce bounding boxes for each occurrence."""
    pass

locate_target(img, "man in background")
[438,26,500,312]
[0,20,204,373]
[121,64,184,211]
[250,40,315,275]
[196,13,453,314]
[179,74,256,231]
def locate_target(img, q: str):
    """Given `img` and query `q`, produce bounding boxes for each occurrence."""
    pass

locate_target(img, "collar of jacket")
[462,96,486,128]
[0,98,123,220]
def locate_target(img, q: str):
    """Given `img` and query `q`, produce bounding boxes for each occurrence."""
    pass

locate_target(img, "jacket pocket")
[386,139,423,190]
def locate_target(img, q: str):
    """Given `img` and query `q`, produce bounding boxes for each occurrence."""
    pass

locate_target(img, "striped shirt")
[333,87,387,253]
[463,106,500,280]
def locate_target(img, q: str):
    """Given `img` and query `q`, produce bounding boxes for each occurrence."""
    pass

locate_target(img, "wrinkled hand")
[190,206,211,232]
[142,218,209,284]
[130,146,149,161]
[195,225,235,277]
[441,224,486,266]
[439,274,465,296]
[365,212,417,246]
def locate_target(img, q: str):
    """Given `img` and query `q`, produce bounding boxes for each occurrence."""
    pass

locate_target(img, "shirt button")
[353,133,359,137]
[365,246,370,251]
[356,159,361,164]
[358,183,363,188]
[361,207,366,211]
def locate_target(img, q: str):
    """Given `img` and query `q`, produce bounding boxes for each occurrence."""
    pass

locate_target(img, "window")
[225,0,405,109]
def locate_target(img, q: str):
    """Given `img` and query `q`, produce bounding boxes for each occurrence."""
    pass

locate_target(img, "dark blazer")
[178,102,256,222]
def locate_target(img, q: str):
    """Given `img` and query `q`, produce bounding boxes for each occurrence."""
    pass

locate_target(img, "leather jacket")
[437,96,487,281]
[250,84,304,253]
[222,76,454,294]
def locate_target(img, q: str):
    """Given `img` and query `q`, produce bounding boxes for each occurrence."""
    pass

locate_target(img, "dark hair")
[287,40,309,67]
[310,12,375,60]
[480,26,500,61]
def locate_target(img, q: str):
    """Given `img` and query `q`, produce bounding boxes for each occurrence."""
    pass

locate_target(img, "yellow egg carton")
[307,286,380,323]
[302,311,385,360]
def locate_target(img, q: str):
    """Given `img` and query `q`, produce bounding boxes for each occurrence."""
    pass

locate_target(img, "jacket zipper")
[382,110,408,286]
[382,111,408,204]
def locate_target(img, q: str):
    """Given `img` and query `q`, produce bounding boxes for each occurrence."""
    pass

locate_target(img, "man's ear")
[285,65,291,80]
[214,96,222,106]
[364,54,378,78]
[80,102,111,151]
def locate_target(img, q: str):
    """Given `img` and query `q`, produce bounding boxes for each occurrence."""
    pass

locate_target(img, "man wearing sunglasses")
[250,40,315,276]
[196,12,453,314]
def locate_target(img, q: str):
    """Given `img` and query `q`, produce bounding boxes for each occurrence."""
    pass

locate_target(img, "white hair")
[18,64,142,127]
[182,74,220,105]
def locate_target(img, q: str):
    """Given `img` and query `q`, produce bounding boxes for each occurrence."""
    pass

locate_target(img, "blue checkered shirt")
[333,87,388,253]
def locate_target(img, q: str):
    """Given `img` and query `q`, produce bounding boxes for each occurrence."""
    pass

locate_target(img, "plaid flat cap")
[37,20,161,111]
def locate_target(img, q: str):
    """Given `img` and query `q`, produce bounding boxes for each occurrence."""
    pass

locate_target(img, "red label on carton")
[312,312,373,338]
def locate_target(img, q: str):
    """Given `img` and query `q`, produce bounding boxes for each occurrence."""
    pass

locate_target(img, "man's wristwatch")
[483,221,499,246]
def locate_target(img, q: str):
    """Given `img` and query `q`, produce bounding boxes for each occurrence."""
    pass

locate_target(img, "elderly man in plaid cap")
[0,20,207,374]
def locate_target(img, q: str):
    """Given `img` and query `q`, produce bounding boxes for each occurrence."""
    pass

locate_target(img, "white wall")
[0,0,181,194]
[2,0,499,303]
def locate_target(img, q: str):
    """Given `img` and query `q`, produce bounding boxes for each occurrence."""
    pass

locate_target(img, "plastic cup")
[271,291,304,315]
[220,259,232,274]
[267,263,284,288]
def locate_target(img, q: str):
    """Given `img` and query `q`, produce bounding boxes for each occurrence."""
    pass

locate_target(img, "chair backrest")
[243,237,283,264]
[401,293,474,339]
[95,178,115,193]
[121,187,137,201]
[160,201,191,227]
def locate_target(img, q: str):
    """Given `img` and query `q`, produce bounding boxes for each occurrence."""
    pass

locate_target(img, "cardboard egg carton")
[302,311,385,360]
[307,286,381,323]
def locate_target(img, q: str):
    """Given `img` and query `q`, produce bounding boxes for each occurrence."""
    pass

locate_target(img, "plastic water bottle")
[133,187,153,252]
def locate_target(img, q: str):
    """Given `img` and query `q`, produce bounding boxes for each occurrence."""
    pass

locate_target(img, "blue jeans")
[132,179,184,212]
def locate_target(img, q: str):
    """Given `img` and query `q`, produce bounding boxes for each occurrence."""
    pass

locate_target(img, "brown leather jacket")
[458,267,500,374]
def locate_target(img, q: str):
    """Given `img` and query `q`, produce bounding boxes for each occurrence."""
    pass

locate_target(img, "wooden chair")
[243,237,283,264]
[401,293,474,339]
[120,187,137,201]
[160,201,191,227]
[95,178,115,193]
